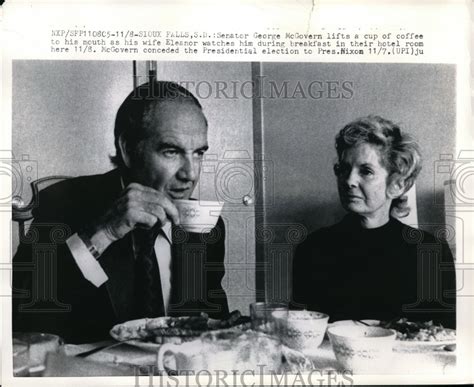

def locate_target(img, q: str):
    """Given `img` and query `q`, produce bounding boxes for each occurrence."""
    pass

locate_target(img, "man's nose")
[178,155,198,181]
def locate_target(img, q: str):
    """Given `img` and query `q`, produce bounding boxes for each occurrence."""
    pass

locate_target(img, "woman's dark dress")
[292,215,456,328]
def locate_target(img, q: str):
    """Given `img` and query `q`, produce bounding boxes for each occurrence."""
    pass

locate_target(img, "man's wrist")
[66,234,109,287]
[78,226,115,258]
[79,232,101,259]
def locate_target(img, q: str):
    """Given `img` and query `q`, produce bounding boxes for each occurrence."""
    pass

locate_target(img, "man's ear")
[118,134,132,168]
[387,177,406,199]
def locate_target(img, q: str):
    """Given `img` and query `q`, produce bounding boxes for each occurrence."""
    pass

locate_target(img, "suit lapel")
[100,234,137,322]
[91,169,137,322]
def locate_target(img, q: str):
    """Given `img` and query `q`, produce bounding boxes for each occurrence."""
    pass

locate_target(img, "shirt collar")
[161,222,172,244]
[120,176,173,244]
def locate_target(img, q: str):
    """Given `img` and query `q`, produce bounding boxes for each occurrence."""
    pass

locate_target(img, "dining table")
[21,335,456,377]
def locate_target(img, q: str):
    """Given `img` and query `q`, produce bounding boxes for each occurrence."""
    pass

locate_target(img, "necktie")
[133,226,165,318]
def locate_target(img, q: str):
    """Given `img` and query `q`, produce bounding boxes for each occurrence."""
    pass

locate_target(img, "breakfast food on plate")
[110,311,251,344]
[207,310,251,330]
[110,314,208,342]
[110,318,154,341]
[146,314,209,338]
[379,318,456,342]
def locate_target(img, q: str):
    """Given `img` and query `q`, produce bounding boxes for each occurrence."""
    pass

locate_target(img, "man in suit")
[13,81,229,343]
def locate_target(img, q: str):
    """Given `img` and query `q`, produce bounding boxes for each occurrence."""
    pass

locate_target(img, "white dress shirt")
[66,222,173,314]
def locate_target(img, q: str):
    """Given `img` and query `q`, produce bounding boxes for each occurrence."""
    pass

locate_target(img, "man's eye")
[361,168,373,176]
[195,150,206,158]
[162,149,179,157]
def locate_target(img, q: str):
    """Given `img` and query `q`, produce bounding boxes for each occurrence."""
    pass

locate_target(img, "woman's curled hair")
[335,115,422,217]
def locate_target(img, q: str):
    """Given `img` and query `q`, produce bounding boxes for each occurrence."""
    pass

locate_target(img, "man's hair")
[110,80,205,168]
[334,115,422,217]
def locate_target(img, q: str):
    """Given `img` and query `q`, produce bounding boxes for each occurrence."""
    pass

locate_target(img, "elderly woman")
[292,116,456,328]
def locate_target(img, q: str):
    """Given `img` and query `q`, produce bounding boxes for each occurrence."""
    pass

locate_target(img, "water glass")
[13,333,64,376]
[13,339,29,377]
[249,302,288,339]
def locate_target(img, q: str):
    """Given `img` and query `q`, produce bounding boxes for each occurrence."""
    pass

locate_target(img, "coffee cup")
[327,325,395,374]
[174,200,224,233]
[284,310,329,354]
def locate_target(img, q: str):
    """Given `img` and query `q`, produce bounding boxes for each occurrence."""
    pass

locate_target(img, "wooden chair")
[12,175,72,240]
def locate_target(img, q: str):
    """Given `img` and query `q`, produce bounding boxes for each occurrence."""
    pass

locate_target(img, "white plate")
[126,334,203,352]
[328,320,455,352]
[109,318,150,341]
[126,340,161,352]
[393,331,456,353]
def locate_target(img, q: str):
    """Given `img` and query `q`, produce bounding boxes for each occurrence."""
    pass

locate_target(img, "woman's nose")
[345,169,359,187]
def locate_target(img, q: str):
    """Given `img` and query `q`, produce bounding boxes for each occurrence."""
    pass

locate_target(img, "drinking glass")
[13,333,64,376]
[12,339,29,377]
[249,302,288,339]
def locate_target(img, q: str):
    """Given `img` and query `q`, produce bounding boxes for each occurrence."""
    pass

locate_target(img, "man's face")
[124,100,208,200]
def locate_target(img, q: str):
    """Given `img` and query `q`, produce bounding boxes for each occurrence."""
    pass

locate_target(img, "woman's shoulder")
[389,217,444,245]
[298,219,347,248]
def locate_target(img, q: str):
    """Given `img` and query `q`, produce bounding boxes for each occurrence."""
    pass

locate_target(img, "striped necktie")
[133,226,165,318]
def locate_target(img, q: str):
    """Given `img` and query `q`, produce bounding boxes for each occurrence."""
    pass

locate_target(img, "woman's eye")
[335,164,349,176]
[361,168,373,176]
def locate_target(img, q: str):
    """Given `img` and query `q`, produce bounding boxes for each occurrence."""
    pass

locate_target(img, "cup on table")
[13,333,64,375]
[284,310,329,355]
[249,302,288,339]
[174,200,224,233]
[327,325,396,374]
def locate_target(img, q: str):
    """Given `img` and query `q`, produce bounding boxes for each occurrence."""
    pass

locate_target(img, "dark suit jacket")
[12,169,229,343]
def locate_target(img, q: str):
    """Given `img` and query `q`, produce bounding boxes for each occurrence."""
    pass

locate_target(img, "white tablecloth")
[307,340,456,374]
[62,339,456,376]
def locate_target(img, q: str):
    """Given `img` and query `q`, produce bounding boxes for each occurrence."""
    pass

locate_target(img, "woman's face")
[336,143,394,222]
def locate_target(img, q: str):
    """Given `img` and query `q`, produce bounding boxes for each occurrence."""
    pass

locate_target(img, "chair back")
[12,175,72,240]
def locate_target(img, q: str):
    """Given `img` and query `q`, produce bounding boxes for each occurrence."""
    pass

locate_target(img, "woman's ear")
[118,134,132,168]
[387,177,406,199]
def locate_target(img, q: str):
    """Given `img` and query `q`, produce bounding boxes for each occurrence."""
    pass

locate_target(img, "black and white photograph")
[7,60,460,380]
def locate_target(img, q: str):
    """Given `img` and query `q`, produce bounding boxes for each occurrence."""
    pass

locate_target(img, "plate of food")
[109,311,251,351]
[328,318,455,353]
[380,318,456,352]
